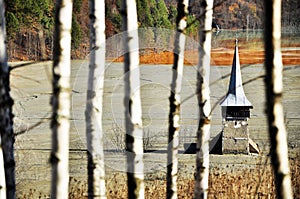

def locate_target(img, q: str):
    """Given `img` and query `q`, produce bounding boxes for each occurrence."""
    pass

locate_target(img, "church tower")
[219,39,258,154]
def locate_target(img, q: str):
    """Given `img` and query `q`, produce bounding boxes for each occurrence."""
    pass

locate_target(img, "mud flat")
[10,61,300,197]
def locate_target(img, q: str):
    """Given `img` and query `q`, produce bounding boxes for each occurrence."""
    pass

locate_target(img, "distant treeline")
[4,0,300,61]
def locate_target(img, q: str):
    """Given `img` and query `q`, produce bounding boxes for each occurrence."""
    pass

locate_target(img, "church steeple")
[220,39,253,121]
[220,39,252,108]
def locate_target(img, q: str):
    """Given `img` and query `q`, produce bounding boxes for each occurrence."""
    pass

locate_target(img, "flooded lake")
[10,30,300,196]
[212,29,300,49]
[108,29,300,65]
[11,60,299,152]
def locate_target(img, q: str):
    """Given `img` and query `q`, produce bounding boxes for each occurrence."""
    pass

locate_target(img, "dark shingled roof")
[220,40,252,107]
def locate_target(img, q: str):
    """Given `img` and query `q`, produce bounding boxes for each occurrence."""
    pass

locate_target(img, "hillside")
[4,0,300,61]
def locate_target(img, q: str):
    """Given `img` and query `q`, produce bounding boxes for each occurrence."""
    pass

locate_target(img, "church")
[210,39,260,155]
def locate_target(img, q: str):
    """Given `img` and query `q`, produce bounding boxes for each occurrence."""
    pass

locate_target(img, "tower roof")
[220,40,252,107]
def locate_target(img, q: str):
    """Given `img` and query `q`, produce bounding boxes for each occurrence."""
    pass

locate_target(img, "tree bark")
[0,136,6,199]
[38,29,46,60]
[264,0,293,198]
[0,0,16,198]
[194,0,214,198]
[122,0,144,198]
[167,1,189,199]
[86,0,107,198]
[50,0,73,198]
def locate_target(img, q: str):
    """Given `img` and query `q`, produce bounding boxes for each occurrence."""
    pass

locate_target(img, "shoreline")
[9,48,300,66]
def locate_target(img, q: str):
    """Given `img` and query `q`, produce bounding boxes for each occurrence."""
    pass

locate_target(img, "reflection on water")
[211,30,300,50]
[104,28,299,66]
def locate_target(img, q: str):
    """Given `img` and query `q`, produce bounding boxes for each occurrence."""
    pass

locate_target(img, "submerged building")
[210,40,259,155]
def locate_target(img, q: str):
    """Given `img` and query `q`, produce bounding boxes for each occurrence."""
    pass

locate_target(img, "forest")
[4,0,300,61]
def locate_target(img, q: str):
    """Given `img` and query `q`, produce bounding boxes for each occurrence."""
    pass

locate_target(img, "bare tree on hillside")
[194,0,214,198]
[167,0,189,198]
[85,0,107,198]
[0,0,15,198]
[50,0,73,198]
[122,0,145,198]
[264,0,293,198]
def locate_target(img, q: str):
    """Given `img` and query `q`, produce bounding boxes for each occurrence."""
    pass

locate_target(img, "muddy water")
[111,30,300,65]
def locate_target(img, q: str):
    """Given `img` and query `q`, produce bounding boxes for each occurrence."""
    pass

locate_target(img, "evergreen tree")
[5,12,19,40]
[168,5,177,27]
[186,15,200,36]
[156,0,172,28]
[5,0,53,28]
[136,0,154,27]
[71,15,82,49]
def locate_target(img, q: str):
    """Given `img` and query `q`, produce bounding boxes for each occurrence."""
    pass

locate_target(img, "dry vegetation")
[17,153,299,199]
[106,156,300,199]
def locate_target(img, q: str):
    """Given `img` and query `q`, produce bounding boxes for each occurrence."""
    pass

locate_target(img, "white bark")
[122,0,144,198]
[0,0,15,197]
[86,0,107,198]
[264,0,293,198]
[194,0,214,199]
[50,0,73,198]
[0,136,6,199]
[167,1,188,199]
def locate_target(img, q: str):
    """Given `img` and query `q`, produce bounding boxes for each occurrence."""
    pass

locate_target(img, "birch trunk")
[167,1,188,198]
[50,0,73,198]
[194,0,214,198]
[122,0,144,198]
[85,0,107,198]
[264,0,293,198]
[0,136,6,199]
[0,0,16,197]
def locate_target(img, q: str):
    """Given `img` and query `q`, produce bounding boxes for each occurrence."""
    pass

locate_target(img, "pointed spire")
[220,39,252,107]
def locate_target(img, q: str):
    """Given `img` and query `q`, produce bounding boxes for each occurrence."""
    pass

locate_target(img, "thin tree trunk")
[50,0,73,198]
[0,0,16,198]
[85,0,107,198]
[264,0,293,198]
[194,0,214,198]
[122,0,144,198]
[38,29,46,60]
[167,1,189,199]
[0,136,6,199]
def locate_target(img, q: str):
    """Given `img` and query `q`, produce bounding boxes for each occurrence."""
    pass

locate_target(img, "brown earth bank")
[113,49,300,66]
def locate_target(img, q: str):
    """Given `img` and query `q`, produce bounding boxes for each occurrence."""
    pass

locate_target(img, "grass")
[104,157,300,199]
[18,154,299,198]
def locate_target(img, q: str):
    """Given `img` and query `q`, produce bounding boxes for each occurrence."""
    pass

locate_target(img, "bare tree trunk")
[264,0,293,198]
[122,0,144,198]
[0,0,16,198]
[194,0,214,198]
[38,29,46,60]
[85,0,107,198]
[50,0,73,198]
[0,136,6,199]
[167,1,189,199]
